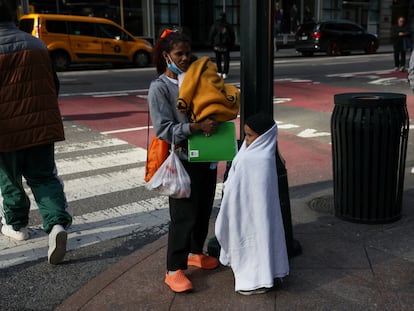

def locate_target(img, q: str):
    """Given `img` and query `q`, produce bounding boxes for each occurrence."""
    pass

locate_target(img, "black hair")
[245,112,275,135]
[152,30,191,75]
[0,0,17,23]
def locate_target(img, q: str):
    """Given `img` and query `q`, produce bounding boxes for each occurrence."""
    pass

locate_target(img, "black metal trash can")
[331,93,409,224]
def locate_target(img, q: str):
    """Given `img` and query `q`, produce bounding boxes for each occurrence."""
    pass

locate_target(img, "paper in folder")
[188,121,237,162]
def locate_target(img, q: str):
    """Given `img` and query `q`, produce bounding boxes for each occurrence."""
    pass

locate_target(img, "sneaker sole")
[48,230,67,265]
[237,288,270,296]
[165,281,193,293]
[164,272,193,292]
[1,226,29,241]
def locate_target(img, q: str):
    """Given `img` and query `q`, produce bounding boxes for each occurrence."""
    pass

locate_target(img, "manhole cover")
[308,195,334,214]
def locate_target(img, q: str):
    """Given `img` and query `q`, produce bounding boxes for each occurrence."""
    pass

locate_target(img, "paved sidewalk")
[57,170,414,310]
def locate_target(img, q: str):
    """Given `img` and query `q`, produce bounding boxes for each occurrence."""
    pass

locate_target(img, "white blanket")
[215,123,289,291]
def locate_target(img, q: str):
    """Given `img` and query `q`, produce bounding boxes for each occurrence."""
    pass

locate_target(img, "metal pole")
[240,0,301,258]
[147,0,154,43]
[120,0,124,28]
[56,0,60,14]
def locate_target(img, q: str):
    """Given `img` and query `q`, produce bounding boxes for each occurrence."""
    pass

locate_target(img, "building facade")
[21,0,414,47]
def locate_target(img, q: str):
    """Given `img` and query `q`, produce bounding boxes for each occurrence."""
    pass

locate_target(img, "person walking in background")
[148,29,219,293]
[304,5,314,23]
[290,4,299,33]
[392,16,411,72]
[215,112,289,296]
[275,3,282,34]
[274,3,283,52]
[0,0,72,264]
[208,12,235,79]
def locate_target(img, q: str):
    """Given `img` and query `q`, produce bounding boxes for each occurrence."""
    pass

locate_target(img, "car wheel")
[301,51,314,56]
[327,42,340,56]
[51,51,70,71]
[133,51,150,67]
[365,40,378,54]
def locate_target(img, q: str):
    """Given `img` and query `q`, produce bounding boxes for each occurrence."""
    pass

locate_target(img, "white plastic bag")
[145,149,191,198]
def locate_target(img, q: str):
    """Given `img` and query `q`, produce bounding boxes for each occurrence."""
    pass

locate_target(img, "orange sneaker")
[188,254,219,270]
[165,270,193,292]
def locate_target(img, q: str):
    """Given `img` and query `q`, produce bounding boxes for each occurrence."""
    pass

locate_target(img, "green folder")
[188,121,237,162]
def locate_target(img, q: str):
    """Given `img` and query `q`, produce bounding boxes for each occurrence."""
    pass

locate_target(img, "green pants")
[0,143,72,234]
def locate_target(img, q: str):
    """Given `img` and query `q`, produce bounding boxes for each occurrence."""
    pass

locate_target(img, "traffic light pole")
[239,0,301,258]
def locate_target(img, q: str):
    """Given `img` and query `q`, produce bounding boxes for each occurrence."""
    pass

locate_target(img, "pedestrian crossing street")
[0,121,223,268]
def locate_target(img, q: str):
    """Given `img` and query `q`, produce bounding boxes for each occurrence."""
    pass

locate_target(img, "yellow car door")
[96,23,132,63]
[68,21,103,61]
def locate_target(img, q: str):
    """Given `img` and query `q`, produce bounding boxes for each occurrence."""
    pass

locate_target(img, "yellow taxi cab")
[19,14,153,70]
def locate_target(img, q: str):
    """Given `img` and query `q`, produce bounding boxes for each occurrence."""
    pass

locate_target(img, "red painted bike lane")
[59,81,413,186]
[275,80,414,113]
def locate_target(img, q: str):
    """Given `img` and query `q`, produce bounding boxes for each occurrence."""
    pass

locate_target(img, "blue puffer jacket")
[0,22,64,152]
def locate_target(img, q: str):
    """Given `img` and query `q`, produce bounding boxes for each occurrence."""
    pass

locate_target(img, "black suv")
[295,20,379,56]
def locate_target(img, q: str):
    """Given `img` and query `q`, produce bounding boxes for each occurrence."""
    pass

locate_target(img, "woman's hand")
[190,118,218,136]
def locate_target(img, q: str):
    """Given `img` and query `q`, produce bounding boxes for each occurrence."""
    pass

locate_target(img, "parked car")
[19,14,153,71]
[295,20,379,56]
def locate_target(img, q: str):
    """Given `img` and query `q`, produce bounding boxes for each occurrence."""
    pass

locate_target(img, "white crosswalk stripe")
[55,167,146,201]
[54,137,128,153]
[0,197,169,268]
[56,147,147,175]
[0,123,223,269]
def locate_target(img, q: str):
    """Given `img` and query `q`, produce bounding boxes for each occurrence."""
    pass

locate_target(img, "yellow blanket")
[177,56,240,122]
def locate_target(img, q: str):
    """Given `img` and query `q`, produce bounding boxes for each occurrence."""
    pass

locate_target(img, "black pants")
[394,46,406,67]
[167,161,217,271]
[214,50,230,75]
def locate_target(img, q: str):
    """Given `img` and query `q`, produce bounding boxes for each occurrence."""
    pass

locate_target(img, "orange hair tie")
[160,28,175,39]
[160,28,174,39]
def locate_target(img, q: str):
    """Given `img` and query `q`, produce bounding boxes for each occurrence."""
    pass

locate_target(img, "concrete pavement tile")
[317,271,385,308]
[289,229,372,270]
[79,241,174,310]
[367,230,414,261]
[275,269,384,311]
[185,265,233,293]
[56,235,171,311]
[171,266,279,311]
[79,302,170,311]
[171,295,277,311]
[365,247,414,310]
[362,215,414,261]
